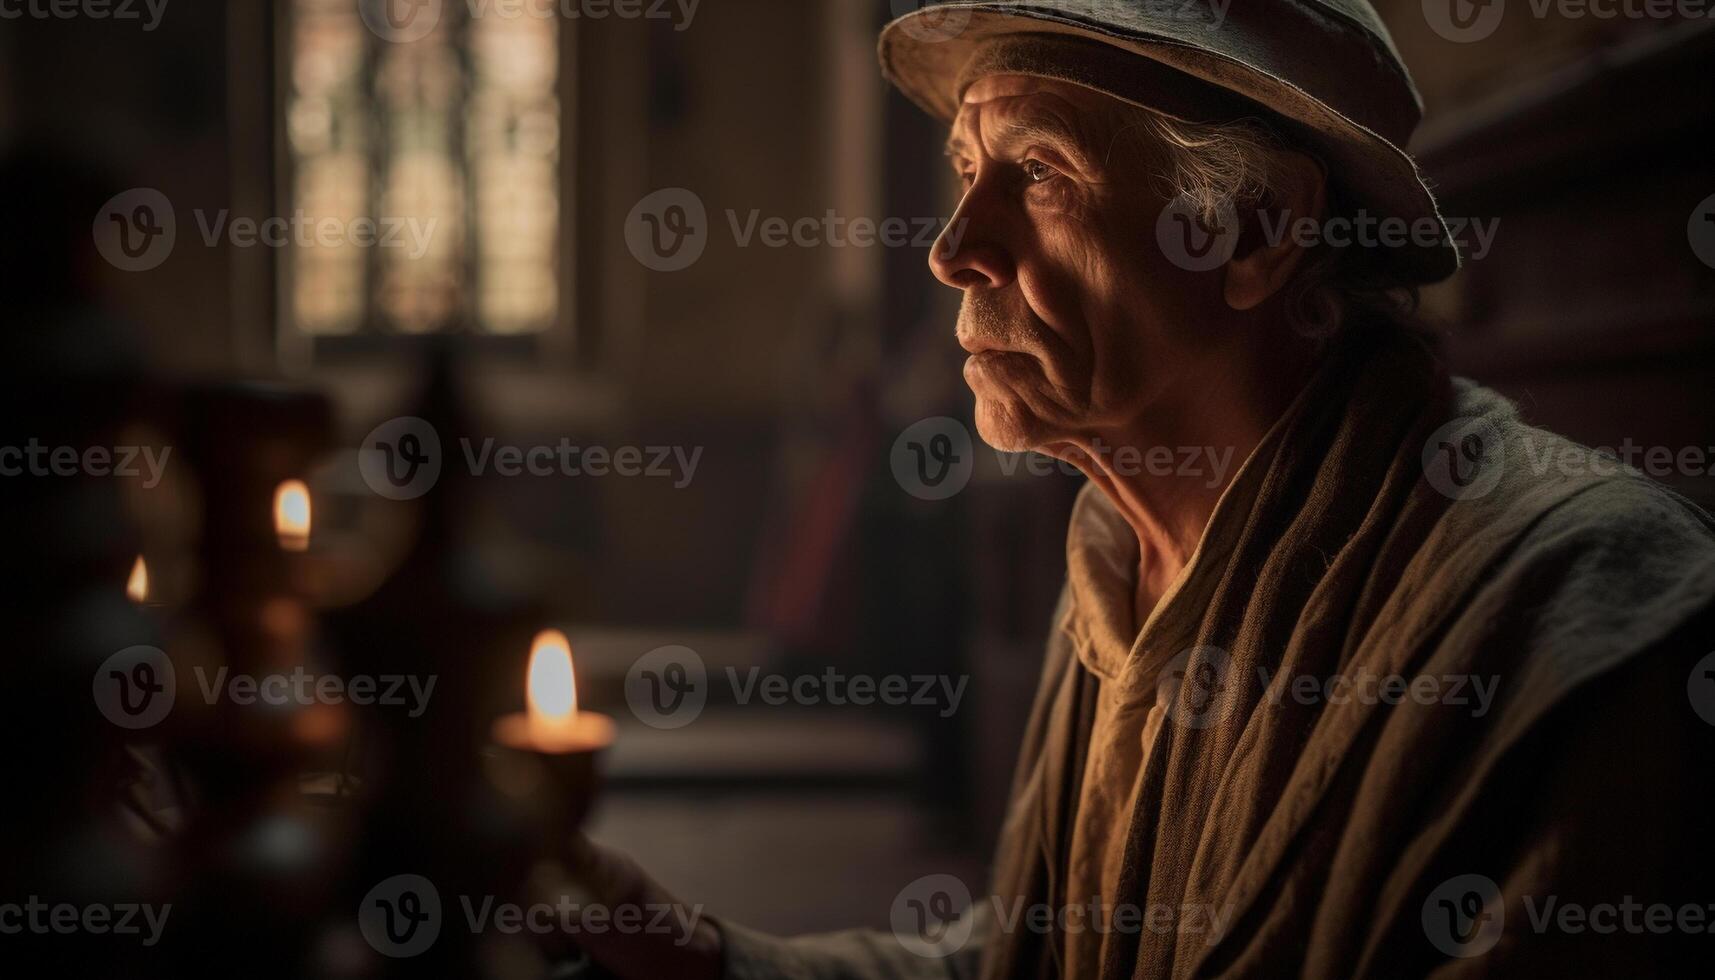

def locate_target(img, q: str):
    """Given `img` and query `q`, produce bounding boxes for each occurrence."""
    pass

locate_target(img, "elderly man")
[572,2,1715,976]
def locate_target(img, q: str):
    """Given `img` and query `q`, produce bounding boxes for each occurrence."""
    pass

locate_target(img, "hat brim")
[879,6,1462,284]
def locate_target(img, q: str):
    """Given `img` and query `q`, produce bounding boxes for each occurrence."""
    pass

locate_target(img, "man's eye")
[1022,159,1059,184]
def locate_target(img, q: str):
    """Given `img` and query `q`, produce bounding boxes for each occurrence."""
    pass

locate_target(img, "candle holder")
[488,712,614,846]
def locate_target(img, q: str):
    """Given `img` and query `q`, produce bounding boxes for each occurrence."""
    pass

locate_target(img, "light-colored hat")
[878,1,1460,283]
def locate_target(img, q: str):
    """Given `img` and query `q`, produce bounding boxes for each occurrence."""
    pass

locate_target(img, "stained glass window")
[285,0,561,338]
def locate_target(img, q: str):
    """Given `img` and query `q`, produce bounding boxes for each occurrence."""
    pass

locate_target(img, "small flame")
[274,480,312,552]
[126,555,149,603]
[526,629,578,725]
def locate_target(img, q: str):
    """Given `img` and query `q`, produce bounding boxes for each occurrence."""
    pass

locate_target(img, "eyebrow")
[944,109,1096,168]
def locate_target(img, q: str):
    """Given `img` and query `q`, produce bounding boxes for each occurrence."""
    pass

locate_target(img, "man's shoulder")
[1447,379,1715,558]
[1431,383,1715,688]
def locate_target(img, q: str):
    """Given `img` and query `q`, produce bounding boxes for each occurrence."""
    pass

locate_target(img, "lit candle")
[274,480,312,553]
[127,555,150,604]
[493,629,615,754]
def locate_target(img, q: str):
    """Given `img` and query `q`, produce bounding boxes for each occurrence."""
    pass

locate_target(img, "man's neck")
[1067,334,1317,621]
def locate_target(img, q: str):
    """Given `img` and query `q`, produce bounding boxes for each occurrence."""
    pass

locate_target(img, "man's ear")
[1224,151,1327,311]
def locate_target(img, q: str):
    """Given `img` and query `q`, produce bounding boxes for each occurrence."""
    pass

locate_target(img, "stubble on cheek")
[957,310,1056,451]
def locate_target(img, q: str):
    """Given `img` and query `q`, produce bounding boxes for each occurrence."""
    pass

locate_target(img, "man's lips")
[962,348,1033,383]
[958,335,1007,356]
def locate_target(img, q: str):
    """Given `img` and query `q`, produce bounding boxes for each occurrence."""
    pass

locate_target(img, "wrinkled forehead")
[947,74,1123,156]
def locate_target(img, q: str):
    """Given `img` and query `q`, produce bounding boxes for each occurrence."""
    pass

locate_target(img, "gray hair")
[1115,105,1418,341]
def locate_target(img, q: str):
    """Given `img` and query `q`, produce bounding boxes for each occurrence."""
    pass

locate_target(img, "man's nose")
[928,186,1015,290]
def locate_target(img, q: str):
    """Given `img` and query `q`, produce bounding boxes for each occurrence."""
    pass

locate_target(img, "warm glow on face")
[126,555,149,603]
[274,480,312,551]
[526,629,578,723]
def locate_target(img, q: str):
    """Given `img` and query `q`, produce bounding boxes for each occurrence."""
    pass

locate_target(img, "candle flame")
[526,629,578,723]
[274,480,312,551]
[126,555,149,603]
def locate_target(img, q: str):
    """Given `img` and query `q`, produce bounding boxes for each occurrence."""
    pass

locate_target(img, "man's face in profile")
[933,75,1231,459]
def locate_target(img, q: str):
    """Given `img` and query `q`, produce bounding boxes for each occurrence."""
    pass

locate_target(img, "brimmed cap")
[878,1,1461,283]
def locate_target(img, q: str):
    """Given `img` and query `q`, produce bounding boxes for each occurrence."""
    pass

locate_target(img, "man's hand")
[549,835,724,980]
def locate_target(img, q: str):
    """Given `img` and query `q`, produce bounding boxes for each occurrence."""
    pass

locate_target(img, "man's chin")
[972,397,1048,454]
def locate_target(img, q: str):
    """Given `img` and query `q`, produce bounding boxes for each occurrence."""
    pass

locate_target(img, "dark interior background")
[4,0,1711,935]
